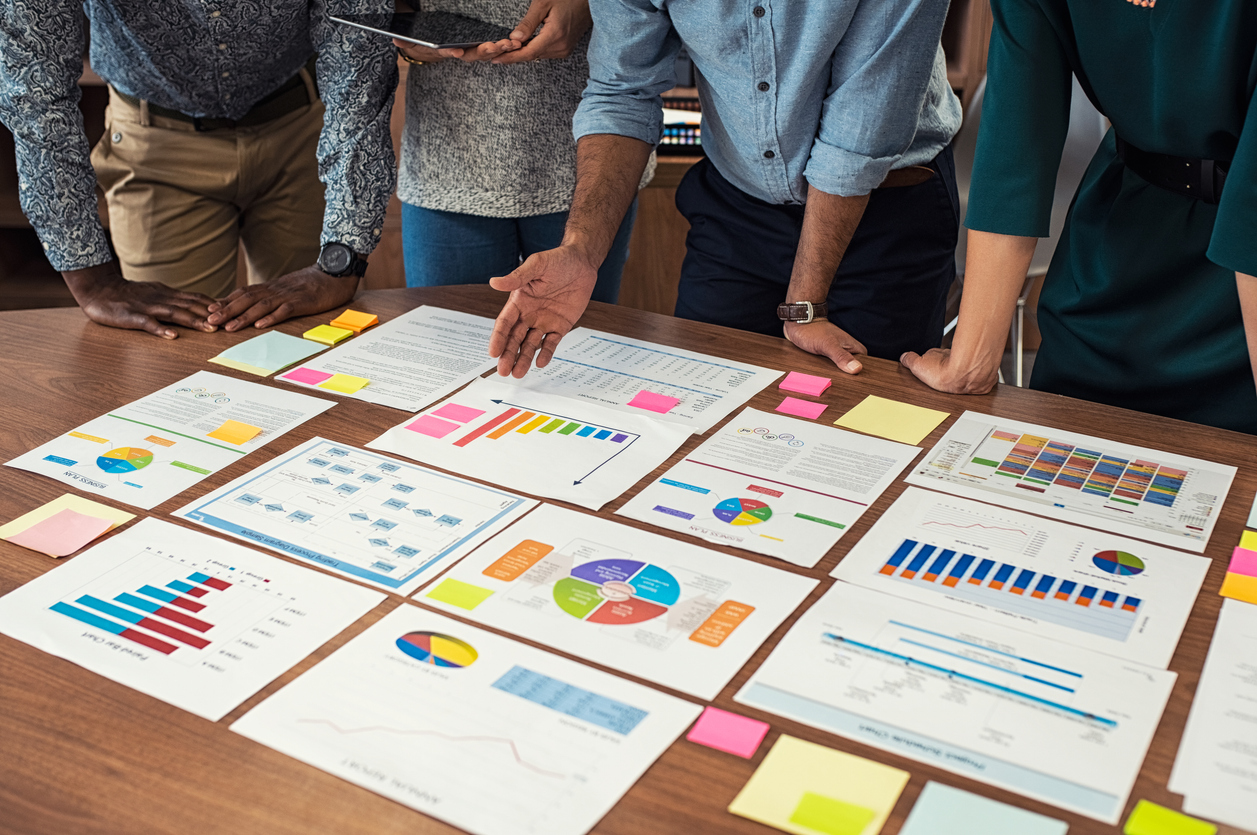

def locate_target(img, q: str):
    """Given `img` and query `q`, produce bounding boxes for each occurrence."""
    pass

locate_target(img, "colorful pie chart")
[395,632,478,668]
[713,497,773,526]
[554,558,681,625]
[1092,550,1145,576]
[97,447,154,474]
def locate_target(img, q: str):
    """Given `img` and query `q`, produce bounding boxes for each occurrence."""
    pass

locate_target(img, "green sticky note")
[427,578,494,610]
[789,792,875,835]
[1124,800,1216,835]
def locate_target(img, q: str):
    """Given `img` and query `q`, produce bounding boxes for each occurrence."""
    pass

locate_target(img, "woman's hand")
[492,0,592,64]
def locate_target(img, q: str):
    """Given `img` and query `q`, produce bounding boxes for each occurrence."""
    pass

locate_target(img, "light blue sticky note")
[1247,493,1257,529]
[900,782,1069,835]
[210,331,327,376]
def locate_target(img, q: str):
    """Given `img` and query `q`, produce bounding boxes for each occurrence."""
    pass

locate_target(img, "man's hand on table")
[488,244,598,378]
[63,261,216,339]
[492,0,593,64]
[206,265,359,332]
[783,319,866,375]
[899,348,999,394]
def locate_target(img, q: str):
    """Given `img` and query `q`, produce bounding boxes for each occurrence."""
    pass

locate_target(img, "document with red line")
[617,408,921,567]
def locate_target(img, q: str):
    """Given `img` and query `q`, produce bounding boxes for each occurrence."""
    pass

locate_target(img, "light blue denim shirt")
[573,0,962,203]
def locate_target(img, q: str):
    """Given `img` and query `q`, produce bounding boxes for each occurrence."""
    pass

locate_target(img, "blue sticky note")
[210,331,327,376]
[900,782,1069,835]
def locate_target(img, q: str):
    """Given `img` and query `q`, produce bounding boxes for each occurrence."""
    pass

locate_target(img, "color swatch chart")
[879,538,1141,642]
[439,404,637,448]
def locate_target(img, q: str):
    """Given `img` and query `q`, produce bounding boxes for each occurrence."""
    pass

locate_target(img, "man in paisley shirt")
[0,1,397,339]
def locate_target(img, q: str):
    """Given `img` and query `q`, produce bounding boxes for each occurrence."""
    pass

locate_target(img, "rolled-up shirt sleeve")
[573,0,681,146]
[309,1,397,256]
[0,0,113,272]
[805,0,953,197]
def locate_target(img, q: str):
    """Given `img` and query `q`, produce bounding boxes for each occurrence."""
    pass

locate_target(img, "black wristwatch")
[317,242,368,278]
[777,301,828,324]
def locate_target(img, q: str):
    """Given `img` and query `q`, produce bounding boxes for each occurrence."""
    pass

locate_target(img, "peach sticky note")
[319,373,370,394]
[780,371,832,397]
[1220,571,1257,605]
[1229,546,1257,578]
[432,403,486,423]
[687,706,770,759]
[835,395,949,445]
[628,390,681,413]
[207,419,262,445]
[0,494,134,545]
[283,366,334,385]
[303,324,354,345]
[329,309,378,333]
[5,508,115,557]
[776,397,827,420]
[407,414,461,439]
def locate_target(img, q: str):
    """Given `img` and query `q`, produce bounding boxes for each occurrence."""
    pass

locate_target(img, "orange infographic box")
[483,540,554,582]
[689,600,756,647]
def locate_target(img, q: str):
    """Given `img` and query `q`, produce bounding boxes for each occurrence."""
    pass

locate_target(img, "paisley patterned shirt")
[0,0,398,272]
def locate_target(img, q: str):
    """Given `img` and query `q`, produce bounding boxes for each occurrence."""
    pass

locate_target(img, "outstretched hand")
[206,265,359,332]
[899,347,999,394]
[63,261,215,339]
[488,245,598,378]
[783,319,866,375]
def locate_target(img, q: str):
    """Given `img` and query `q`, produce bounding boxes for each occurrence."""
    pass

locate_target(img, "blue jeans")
[401,201,638,304]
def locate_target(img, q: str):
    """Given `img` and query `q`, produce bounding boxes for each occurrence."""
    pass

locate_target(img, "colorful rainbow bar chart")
[450,406,635,448]
[879,538,1141,641]
[49,570,229,654]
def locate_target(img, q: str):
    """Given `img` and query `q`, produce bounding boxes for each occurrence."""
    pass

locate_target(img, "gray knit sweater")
[398,0,652,218]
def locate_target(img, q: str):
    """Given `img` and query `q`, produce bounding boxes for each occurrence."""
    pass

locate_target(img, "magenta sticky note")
[432,403,486,423]
[628,390,681,414]
[779,371,832,397]
[406,415,461,439]
[283,366,334,385]
[686,706,770,759]
[776,397,828,420]
[1230,546,1257,578]
[5,509,114,557]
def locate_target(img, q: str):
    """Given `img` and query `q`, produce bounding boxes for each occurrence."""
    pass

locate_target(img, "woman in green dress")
[901,0,1257,434]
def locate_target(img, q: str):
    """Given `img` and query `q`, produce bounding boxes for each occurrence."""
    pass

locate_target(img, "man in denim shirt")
[489,0,962,378]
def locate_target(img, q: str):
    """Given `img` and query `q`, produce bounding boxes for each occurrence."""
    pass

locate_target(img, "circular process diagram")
[554,559,682,625]
[713,497,773,526]
[97,447,154,474]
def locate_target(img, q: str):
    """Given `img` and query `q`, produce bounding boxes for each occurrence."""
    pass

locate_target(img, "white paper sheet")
[1168,599,1257,831]
[232,605,701,835]
[175,437,537,595]
[368,377,692,512]
[736,582,1176,824]
[417,504,818,699]
[906,411,1236,552]
[277,306,497,411]
[0,518,384,721]
[5,371,334,510]
[617,408,919,567]
[830,487,1209,669]
[501,327,782,434]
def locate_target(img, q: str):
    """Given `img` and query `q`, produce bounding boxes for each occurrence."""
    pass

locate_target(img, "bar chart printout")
[906,411,1236,551]
[232,605,702,835]
[735,582,1176,825]
[0,518,384,720]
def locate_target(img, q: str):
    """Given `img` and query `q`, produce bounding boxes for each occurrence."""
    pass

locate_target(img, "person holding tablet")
[901,0,1257,434]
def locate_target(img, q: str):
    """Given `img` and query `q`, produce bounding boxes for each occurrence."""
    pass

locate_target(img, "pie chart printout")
[97,447,154,474]
[554,559,682,625]
[1092,550,1145,576]
[395,632,478,668]
[712,497,773,526]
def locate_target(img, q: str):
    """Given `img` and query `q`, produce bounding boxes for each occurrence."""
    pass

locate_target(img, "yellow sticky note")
[329,309,378,333]
[1220,571,1257,605]
[1240,530,1257,551]
[0,493,134,542]
[318,373,370,394]
[729,735,909,835]
[1124,800,1216,835]
[206,419,262,445]
[427,578,495,610]
[835,395,950,445]
[303,324,354,345]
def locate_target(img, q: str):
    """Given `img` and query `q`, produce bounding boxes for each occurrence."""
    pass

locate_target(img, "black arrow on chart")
[488,399,641,485]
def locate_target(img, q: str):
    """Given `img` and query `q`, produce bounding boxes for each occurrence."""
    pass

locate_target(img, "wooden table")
[0,286,1249,835]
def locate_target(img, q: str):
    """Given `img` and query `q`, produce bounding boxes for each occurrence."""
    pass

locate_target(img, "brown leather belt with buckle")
[1115,136,1229,204]
[114,56,319,131]
[878,165,935,189]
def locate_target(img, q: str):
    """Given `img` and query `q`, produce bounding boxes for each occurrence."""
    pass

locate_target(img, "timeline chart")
[878,539,1142,642]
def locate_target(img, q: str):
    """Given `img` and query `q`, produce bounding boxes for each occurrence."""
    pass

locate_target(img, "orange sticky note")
[207,419,262,445]
[329,309,378,333]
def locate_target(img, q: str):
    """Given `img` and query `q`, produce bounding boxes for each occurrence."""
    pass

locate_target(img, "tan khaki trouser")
[91,88,326,298]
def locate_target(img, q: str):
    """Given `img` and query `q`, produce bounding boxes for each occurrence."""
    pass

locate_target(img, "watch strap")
[777,301,828,324]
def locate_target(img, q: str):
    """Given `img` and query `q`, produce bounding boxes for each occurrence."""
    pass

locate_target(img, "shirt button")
[757,81,770,92]
[763,150,775,159]
[372,227,381,235]
[753,6,765,17]
[218,42,227,50]
[211,10,220,17]
[222,71,230,78]
[112,132,122,143]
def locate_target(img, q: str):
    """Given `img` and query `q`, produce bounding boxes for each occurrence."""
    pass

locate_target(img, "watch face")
[320,244,352,275]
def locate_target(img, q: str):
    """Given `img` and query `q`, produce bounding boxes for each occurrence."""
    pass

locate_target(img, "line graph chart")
[920,502,1041,553]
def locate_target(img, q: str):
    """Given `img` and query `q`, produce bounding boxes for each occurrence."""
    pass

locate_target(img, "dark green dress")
[966,0,1257,433]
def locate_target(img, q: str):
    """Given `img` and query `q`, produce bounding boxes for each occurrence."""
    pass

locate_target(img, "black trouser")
[673,148,959,360]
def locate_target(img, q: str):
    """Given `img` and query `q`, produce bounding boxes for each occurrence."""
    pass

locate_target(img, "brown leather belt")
[878,165,935,189]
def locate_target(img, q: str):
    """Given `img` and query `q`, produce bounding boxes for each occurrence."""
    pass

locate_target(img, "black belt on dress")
[1115,135,1229,204]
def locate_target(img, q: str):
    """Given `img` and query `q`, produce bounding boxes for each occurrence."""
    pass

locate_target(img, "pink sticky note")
[779,371,832,397]
[5,508,115,557]
[686,707,770,759]
[776,397,828,420]
[628,390,681,413]
[283,366,334,385]
[432,403,486,423]
[1230,546,1257,578]
[406,414,461,439]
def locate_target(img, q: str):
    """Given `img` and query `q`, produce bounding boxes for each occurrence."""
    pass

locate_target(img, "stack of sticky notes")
[686,706,771,759]
[776,397,827,420]
[330,309,378,333]
[1220,530,1257,604]
[0,494,135,558]
[835,395,950,445]
[303,324,354,346]
[628,389,681,413]
[779,371,832,397]
[207,419,263,446]
[209,330,325,377]
[1123,800,1216,835]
